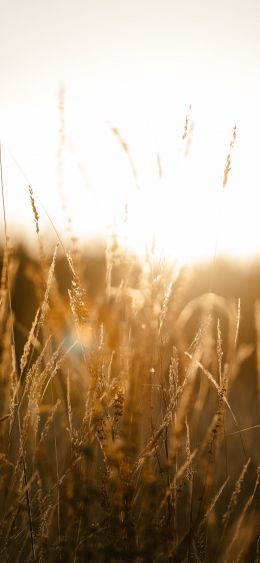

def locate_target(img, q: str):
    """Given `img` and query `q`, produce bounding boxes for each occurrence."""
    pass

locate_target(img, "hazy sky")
[1,1,260,261]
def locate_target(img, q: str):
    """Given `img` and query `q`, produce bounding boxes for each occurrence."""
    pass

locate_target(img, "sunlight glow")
[1,0,260,265]
[1,91,260,265]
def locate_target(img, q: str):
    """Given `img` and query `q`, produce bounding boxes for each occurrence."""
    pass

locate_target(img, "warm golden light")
[1,1,260,265]
[2,96,260,266]
[1,5,260,560]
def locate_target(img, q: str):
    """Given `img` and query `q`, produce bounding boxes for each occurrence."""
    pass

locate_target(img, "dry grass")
[0,239,259,563]
[0,125,259,562]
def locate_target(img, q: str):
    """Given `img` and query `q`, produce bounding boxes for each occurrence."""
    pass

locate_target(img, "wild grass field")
[0,237,260,562]
[0,128,260,562]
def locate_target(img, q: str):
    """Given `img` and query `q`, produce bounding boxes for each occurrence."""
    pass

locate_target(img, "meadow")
[0,131,260,562]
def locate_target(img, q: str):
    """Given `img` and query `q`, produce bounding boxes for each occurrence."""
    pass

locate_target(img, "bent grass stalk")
[0,143,35,561]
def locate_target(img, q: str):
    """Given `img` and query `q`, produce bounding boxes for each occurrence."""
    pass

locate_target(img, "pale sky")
[1,0,260,262]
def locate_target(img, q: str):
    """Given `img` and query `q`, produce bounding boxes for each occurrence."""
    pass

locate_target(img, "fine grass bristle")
[223,124,237,188]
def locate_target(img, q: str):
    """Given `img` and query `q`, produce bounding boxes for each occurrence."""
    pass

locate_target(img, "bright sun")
[1,1,260,266]
[48,90,260,265]
[1,81,260,266]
